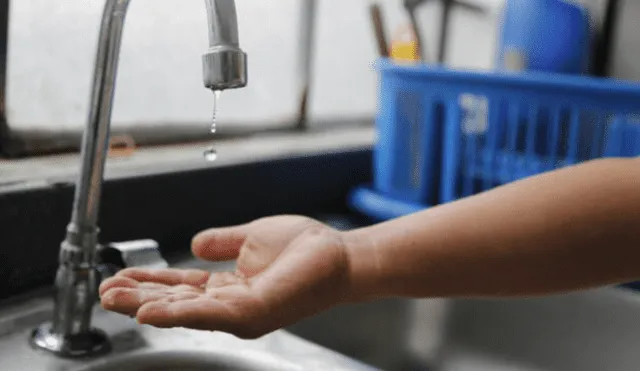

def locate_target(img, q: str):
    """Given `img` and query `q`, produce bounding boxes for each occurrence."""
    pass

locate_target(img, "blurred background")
[2,1,640,371]
[1,0,635,155]
[2,0,491,131]
[0,0,609,156]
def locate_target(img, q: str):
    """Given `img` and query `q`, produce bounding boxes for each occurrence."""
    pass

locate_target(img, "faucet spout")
[203,0,248,90]
[30,0,247,358]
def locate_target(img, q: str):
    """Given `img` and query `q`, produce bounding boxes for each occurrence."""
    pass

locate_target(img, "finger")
[136,299,259,338]
[136,299,221,329]
[99,276,138,296]
[101,287,170,316]
[117,268,210,287]
[99,276,171,298]
[191,225,248,262]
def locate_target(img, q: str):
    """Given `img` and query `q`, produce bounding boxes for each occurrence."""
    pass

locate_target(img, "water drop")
[204,90,222,162]
[210,90,222,134]
[203,147,218,162]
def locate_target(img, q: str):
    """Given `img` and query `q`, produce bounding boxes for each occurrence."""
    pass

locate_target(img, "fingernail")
[104,294,116,307]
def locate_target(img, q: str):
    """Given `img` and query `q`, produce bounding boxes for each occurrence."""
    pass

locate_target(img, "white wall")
[606,0,640,81]
[5,0,504,133]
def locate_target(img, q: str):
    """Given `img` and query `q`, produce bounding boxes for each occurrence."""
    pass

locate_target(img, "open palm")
[99,216,352,338]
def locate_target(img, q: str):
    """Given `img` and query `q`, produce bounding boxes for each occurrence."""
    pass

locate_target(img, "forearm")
[345,158,640,300]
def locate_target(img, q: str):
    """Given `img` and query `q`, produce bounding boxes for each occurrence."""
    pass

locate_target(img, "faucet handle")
[97,239,169,280]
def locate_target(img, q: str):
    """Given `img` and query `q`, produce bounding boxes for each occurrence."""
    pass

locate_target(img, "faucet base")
[30,323,111,358]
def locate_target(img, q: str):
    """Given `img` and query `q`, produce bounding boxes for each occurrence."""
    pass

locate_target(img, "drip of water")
[203,147,218,162]
[204,90,222,162]
[210,90,221,134]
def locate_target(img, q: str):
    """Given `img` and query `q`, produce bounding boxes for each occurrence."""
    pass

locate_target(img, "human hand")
[99,215,357,339]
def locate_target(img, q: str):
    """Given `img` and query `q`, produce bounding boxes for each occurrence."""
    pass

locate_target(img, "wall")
[565,0,640,81]
[606,0,640,81]
[5,0,503,134]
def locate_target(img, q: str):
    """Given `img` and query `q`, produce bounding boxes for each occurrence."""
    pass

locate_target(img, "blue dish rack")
[349,59,640,221]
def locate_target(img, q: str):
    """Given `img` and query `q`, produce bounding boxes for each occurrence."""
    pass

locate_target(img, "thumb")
[191,224,248,262]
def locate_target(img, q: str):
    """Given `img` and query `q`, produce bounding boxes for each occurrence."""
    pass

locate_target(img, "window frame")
[0,0,10,156]
[0,0,376,159]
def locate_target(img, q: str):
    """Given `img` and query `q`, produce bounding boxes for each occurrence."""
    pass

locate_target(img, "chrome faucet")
[30,0,247,358]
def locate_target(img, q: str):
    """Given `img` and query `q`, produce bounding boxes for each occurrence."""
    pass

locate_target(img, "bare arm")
[100,158,640,337]
[346,158,640,300]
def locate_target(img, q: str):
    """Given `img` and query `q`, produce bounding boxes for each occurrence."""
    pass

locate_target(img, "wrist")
[341,228,386,302]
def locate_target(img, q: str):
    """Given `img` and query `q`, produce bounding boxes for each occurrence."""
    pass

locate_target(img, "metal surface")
[202,0,247,90]
[96,239,169,281]
[288,299,432,370]
[31,238,170,357]
[0,289,377,371]
[287,288,640,371]
[75,351,293,371]
[102,239,170,271]
[33,0,247,358]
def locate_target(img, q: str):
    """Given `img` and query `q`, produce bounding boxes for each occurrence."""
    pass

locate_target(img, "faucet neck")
[70,0,129,234]
[205,0,240,48]
[33,0,246,358]
[202,0,248,90]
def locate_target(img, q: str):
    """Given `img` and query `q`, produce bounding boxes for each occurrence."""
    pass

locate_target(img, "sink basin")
[6,212,640,371]
[287,298,445,370]
[287,288,640,371]
[75,350,295,371]
[0,215,379,371]
[0,294,377,371]
[4,275,640,371]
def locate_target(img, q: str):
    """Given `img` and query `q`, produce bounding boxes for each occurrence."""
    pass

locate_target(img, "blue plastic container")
[372,62,444,206]
[348,186,425,222]
[496,0,593,162]
[351,59,640,221]
[497,0,592,74]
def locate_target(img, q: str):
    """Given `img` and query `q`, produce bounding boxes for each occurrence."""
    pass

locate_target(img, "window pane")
[6,0,300,133]
[4,0,504,141]
[310,0,503,127]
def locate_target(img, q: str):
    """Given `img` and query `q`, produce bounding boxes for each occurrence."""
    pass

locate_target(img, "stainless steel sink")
[75,351,292,371]
[4,276,640,371]
[5,216,640,371]
[287,288,640,371]
[0,290,377,371]
[287,298,445,371]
